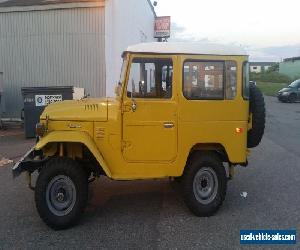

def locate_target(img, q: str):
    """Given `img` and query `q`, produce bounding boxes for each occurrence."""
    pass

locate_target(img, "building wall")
[0,6,106,118]
[105,0,156,97]
[250,66,262,73]
[279,60,300,79]
[249,63,275,73]
[264,66,271,71]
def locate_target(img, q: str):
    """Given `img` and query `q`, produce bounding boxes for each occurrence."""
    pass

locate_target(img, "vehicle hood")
[40,98,117,122]
[278,87,292,93]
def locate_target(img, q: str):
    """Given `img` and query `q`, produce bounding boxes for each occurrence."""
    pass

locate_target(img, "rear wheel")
[35,157,88,230]
[182,152,227,217]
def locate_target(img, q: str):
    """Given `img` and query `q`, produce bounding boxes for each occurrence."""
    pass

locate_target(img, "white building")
[0,0,156,118]
[249,62,276,73]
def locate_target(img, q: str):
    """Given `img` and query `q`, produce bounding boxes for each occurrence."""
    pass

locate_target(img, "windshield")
[288,80,300,88]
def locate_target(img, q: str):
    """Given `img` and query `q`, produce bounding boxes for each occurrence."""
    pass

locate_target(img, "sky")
[154,0,300,62]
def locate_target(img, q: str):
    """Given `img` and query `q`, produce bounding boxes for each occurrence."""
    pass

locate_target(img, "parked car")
[277,79,300,103]
[13,42,266,230]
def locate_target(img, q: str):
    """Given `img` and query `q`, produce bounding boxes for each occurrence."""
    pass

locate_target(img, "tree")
[267,63,279,72]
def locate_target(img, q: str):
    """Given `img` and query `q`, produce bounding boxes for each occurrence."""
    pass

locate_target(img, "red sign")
[154,16,171,38]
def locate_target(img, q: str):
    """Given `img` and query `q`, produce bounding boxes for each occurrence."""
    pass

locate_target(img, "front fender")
[35,131,112,178]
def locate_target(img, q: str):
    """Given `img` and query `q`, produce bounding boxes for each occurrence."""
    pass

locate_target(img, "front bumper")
[12,148,47,178]
[277,93,289,101]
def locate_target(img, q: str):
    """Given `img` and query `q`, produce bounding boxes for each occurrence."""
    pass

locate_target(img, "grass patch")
[256,82,288,96]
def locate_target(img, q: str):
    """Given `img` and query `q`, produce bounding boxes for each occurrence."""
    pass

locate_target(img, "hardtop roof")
[125,42,248,56]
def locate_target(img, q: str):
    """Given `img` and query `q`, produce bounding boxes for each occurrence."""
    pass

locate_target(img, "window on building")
[253,66,257,70]
[225,61,237,99]
[127,58,173,99]
[183,61,224,99]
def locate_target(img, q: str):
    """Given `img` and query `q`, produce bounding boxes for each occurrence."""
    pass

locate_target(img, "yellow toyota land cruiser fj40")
[13,42,265,229]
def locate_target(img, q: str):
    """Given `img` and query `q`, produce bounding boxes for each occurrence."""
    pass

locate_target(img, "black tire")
[182,152,227,217]
[35,157,88,230]
[248,83,266,148]
[288,93,297,103]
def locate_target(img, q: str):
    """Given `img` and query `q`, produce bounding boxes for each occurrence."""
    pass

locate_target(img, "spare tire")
[247,83,265,148]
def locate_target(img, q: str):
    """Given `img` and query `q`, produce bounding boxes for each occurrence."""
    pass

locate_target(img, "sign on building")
[154,16,171,38]
[35,95,63,107]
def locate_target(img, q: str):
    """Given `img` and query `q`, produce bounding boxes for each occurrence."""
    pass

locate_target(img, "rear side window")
[243,61,250,100]
[225,61,237,100]
[183,61,224,99]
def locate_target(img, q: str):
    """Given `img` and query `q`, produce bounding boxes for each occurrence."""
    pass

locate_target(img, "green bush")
[256,82,287,96]
[250,72,291,83]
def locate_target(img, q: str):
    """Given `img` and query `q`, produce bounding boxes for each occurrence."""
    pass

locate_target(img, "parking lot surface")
[0,96,299,249]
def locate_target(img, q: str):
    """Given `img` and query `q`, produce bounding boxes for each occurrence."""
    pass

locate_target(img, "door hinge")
[122,105,132,114]
[121,141,131,151]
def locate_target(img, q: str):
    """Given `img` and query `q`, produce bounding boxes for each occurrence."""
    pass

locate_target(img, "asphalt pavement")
[0,96,299,249]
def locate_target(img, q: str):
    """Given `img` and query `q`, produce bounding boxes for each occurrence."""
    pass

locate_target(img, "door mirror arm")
[131,82,137,112]
[131,99,137,112]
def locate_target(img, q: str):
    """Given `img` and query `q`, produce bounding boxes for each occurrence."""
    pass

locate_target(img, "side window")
[183,61,224,99]
[225,61,237,100]
[127,58,173,99]
[243,61,250,100]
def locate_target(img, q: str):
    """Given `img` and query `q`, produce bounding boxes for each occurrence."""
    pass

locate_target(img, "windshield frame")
[116,56,128,97]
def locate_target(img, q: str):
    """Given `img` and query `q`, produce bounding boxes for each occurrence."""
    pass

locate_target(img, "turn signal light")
[235,127,243,133]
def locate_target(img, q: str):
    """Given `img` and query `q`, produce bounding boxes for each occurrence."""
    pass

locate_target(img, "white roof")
[125,42,247,56]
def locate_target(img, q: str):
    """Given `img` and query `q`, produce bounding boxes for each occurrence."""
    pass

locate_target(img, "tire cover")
[247,83,266,148]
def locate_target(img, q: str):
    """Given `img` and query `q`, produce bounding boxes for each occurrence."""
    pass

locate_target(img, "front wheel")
[35,158,88,230]
[288,94,297,103]
[182,152,227,217]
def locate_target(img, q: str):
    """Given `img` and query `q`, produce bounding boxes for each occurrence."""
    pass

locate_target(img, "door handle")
[164,122,174,128]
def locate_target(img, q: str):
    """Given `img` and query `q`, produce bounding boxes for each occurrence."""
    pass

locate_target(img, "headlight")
[36,123,46,137]
[282,92,289,96]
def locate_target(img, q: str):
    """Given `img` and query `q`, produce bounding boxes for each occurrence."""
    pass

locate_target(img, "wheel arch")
[182,143,228,175]
[35,131,112,178]
[289,92,297,99]
[188,143,229,161]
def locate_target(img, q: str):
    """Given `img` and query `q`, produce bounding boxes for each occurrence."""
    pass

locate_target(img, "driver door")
[122,56,178,163]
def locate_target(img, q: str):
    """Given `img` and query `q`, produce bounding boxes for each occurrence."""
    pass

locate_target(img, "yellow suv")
[13,42,265,229]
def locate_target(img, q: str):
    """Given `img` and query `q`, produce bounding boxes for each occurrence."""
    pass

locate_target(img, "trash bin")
[21,86,85,138]
[0,91,2,129]
[0,72,4,129]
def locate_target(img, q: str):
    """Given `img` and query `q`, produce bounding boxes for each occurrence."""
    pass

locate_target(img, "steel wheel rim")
[193,167,218,204]
[46,175,76,216]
